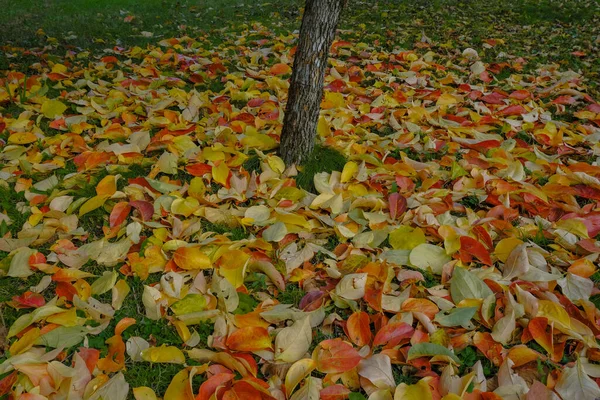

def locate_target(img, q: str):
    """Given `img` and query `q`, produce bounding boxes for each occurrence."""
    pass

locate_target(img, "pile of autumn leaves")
[1,25,600,400]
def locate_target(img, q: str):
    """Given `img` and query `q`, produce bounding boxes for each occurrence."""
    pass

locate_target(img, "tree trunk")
[279,0,345,166]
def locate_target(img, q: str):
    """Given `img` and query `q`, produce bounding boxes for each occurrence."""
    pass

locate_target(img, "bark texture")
[279,0,345,165]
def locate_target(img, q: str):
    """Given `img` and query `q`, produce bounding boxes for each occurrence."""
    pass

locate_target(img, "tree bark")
[279,0,345,166]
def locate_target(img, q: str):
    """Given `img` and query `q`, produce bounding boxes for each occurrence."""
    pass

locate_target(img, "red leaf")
[481,92,506,105]
[187,163,212,177]
[372,321,414,348]
[459,236,492,266]
[509,90,531,100]
[389,192,407,219]
[129,200,154,221]
[78,347,100,374]
[552,95,576,105]
[0,371,17,396]
[320,384,351,400]
[109,202,131,228]
[12,291,45,309]
[497,105,526,116]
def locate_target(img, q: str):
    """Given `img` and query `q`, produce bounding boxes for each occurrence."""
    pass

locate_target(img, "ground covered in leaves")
[1,0,600,399]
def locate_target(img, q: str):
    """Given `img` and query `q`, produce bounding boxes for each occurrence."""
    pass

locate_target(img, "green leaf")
[407,343,460,364]
[171,294,207,316]
[91,270,119,295]
[450,267,493,304]
[434,307,477,328]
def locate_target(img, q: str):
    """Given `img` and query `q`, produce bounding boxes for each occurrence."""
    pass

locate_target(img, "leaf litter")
[1,12,600,400]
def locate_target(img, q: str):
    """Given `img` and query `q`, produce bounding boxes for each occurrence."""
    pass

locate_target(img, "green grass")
[295,145,347,193]
[0,184,29,236]
[2,0,597,83]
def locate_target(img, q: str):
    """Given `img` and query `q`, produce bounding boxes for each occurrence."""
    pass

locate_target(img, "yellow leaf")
[141,345,186,364]
[341,161,359,183]
[41,99,68,118]
[241,132,277,150]
[52,63,68,74]
[79,195,109,216]
[46,308,78,326]
[171,197,200,217]
[9,327,40,355]
[494,237,524,263]
[317,116,331,137]
[276,212,310,229]
[267,155,286,174]
[321,91,345,109]
[441,395,462,400]
[437,93,458,106]
[394,379,433,400]
[172,319,192,343]
[537,300,572,332]
[133,387,158,400]
[438,225,461,254]
[188,177,206,200]
[389,226,426,250]
[285,358,317,396]
[8,132,37,145]
[218,249,250,288]
[96,175,117,197]
[212,162,230,187]
[164,368,195,400]
[112,279,131,310]
[173,246,212,270]
[555,219,589,239]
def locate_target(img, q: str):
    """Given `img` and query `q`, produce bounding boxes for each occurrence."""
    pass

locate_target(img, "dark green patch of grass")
[276,283,305,307]
[460,195,480,210]
[121,163,151,180]
[391,146,448,163]
[242,153,262,174]
[589,294,600,310]
[246,272,267,292]
[410,266,441,288]
[516,131,535,145]
[0,184,30,236]
[123,362,183,396]
[525,225,553,251]
[392,366,420,385]
[456,346,498,377]
[78,207,108,239]
[295,145,346,193]
[200,220,247,241]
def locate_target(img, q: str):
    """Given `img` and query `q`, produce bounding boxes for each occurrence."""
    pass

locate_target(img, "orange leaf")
[269,63,291,76]
[346,311,372,347]
[314,339,362,374]
[197,373,235,400]
[527,317,564,362]
[401,298,439,320]
[97,335,126,373]
[115,317,136,336]
[226,327,272,352]
[96,175,117,197]
[173,246,212,270]
[110,202,131,228]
